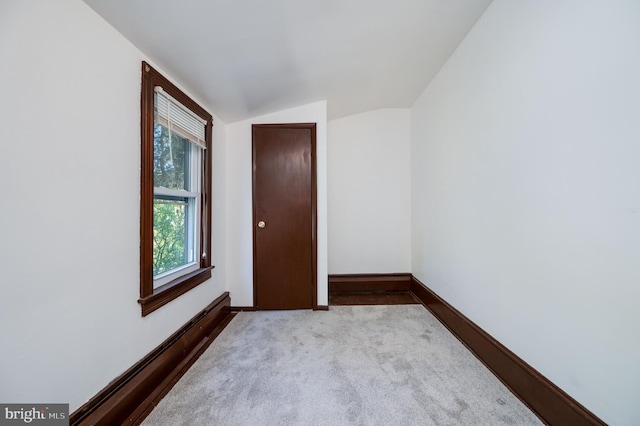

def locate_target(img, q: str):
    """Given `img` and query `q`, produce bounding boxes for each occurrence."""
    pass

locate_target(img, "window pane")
[153,197,189,276]
[153,124,190,190]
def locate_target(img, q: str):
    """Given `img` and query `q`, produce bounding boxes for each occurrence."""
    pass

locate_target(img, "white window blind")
[154,86,207,149]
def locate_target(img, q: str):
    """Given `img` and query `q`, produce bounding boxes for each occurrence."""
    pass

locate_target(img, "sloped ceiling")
[84,0,492,122]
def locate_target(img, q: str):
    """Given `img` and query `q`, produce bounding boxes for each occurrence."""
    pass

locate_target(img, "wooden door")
[252,123,317,310]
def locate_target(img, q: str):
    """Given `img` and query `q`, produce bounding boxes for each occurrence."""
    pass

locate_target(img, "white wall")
[410,1,640,425]
[328,109,411,274]
[225,101,328,307]
[0,0,227,411]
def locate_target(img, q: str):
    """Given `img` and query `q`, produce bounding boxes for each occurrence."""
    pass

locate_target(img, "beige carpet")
[142,305,542,425]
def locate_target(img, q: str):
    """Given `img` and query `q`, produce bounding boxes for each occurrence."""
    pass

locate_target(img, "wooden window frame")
[139,61,213,316]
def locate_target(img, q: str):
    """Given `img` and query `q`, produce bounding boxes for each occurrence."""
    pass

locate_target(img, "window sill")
[139,266,214,316]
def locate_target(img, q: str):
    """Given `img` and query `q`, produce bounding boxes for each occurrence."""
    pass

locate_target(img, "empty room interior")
[1,0,639,425]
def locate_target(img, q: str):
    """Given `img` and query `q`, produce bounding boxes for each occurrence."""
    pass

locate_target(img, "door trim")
[251,123,318,310]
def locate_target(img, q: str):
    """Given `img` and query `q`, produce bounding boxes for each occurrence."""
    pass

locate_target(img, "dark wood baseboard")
[329,273,411,293]
[230,306,257,312]
[410,277,605,426]
[330,291,418,306]
[232,305,328,311]
[70,292,233,426]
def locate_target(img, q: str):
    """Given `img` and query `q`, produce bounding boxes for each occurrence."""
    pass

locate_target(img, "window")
[139,61,213,316]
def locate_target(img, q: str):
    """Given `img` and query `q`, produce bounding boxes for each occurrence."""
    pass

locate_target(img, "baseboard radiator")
[70,292,233,426]
[328,273,605,426]
[329,273,412,292]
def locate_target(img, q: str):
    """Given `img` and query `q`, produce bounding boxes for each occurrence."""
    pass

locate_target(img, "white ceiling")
[83,0,492,123]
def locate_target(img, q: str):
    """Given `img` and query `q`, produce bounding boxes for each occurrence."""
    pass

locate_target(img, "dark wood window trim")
[139,61,213,316]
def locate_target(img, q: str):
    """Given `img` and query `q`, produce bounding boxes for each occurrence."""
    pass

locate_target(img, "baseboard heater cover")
[70,292,232,426]
[409,277,606,426]
[329,273,412,293]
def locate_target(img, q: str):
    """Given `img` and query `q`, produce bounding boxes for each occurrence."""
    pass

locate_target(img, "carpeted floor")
[142,306,543,425]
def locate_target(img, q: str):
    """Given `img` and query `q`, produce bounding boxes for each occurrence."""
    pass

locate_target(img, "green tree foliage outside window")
[154,124,189,190]
[153,124,192,276]
[153,199,187,275]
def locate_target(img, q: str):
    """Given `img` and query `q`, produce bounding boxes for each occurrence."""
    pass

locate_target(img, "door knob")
[257,220,266,228]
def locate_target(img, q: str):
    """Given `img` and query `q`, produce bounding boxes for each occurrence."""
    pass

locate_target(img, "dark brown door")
[252,123,317,310]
